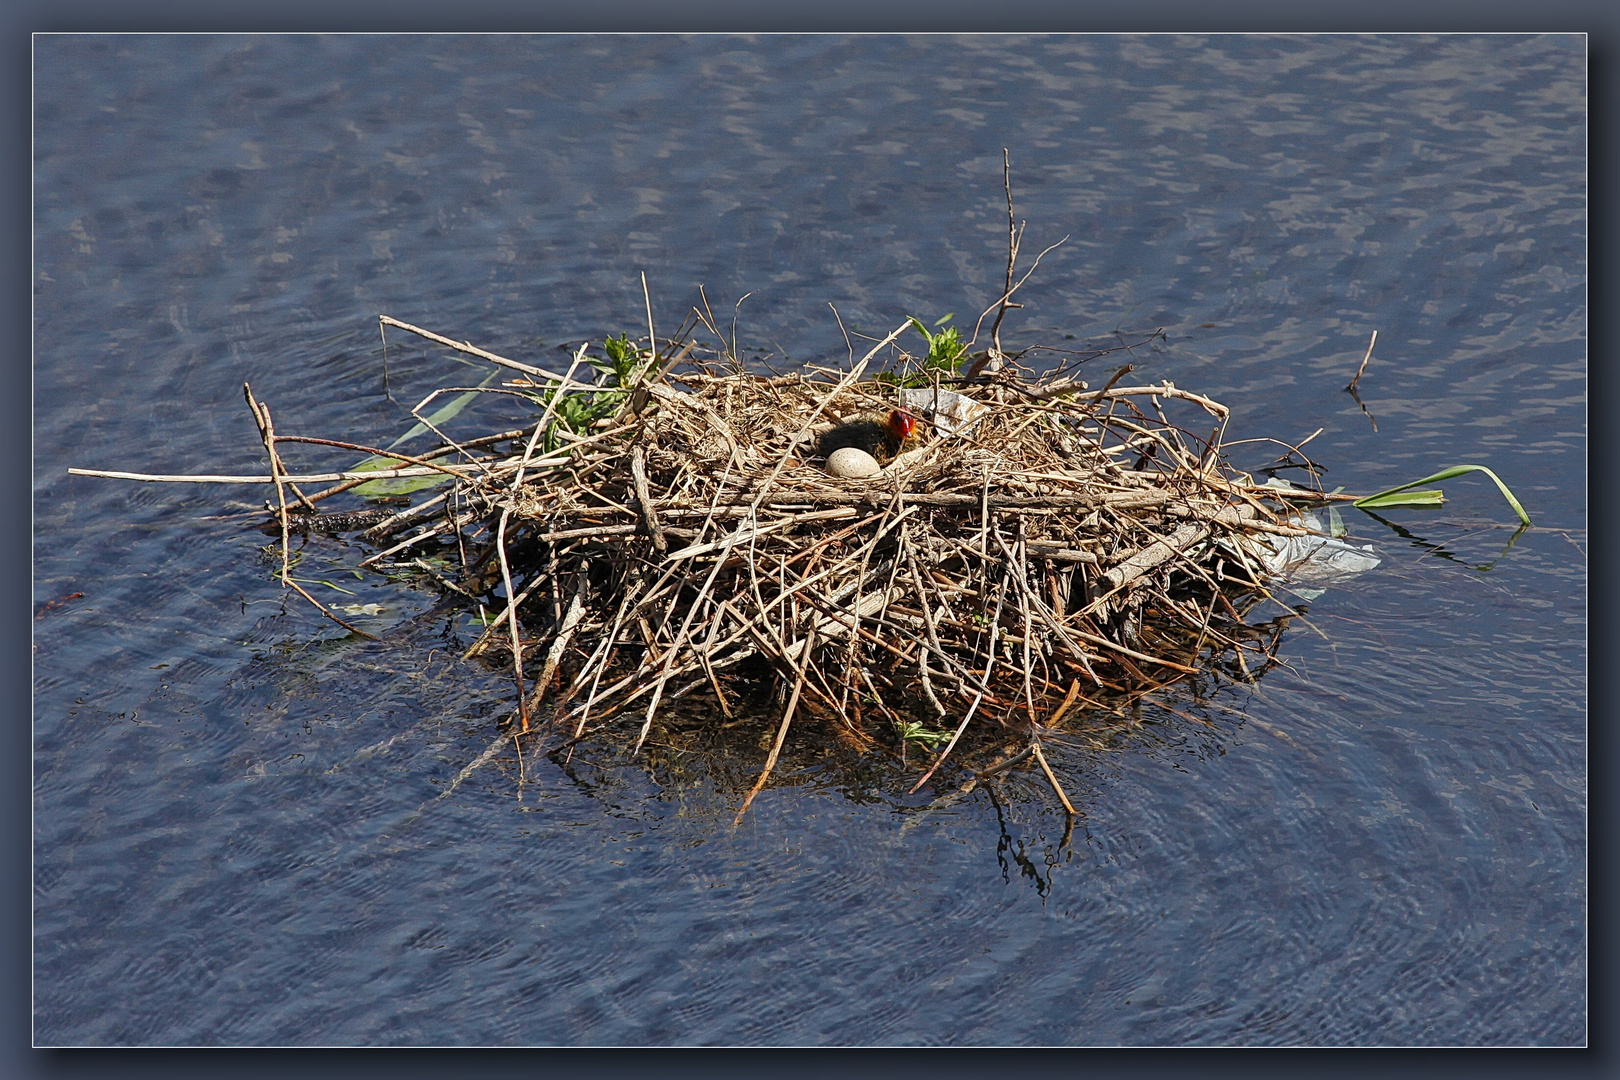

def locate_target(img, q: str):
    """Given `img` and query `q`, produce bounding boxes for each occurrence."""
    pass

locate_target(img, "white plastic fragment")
[1249,479,1380,590]
[896,387,991,438]
[1258,509,1381,583]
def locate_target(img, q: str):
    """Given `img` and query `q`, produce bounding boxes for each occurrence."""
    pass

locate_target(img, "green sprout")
[897,720,955,748]
[590,332,647,387]
[530,332,657,453]
[876,314,971,388]
[907,313,968,377]
[535,380,623,453]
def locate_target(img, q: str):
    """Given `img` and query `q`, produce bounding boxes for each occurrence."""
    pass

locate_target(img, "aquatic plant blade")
[1353,489,1446,509]
[346,457,454,497]
[386,367,503,450]
[349,369,505,495]
[1353,464,1531,525]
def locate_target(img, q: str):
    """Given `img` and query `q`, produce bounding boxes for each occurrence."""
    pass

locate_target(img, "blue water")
[33,34,1585,1045]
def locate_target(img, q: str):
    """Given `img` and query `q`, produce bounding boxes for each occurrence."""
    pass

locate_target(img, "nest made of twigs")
[386,341,1315,805]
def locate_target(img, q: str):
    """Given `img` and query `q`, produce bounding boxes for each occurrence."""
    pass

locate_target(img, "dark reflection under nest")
[229,503,1308,886]
[504,588,1301,849]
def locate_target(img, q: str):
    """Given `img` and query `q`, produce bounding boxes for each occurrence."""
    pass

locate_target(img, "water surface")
[33,33,1585,1046]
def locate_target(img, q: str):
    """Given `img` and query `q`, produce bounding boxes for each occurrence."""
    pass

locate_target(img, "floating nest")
[315,316,1322,811]
[69,309,1329,814]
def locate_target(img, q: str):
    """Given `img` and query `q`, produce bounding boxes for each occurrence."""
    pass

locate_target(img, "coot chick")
[817,409,919,463]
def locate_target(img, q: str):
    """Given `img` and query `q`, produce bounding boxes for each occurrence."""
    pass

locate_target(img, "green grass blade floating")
[346,455,455,497]
[1353,489,1446,509]
[386,366,503,451]
[1353,464,1531,525]
[350,368,505,496]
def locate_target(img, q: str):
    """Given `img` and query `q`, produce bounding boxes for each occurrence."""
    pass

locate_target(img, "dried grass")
[338,313,1322,808]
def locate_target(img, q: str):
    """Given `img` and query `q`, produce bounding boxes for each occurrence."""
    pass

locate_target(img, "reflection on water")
[35,34,1583,1045]
[533,593,1298,840]
[1360,512,1534,574]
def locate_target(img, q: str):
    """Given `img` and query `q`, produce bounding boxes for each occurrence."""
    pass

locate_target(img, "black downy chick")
[817,410,920,464]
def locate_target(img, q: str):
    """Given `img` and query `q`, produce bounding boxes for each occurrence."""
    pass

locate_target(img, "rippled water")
[34,34,1585,1045]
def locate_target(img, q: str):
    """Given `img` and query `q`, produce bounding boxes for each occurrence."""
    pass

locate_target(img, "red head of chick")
[818,409,921,463]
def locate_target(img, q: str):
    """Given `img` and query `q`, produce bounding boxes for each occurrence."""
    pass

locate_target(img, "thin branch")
[1345,329,1378,392]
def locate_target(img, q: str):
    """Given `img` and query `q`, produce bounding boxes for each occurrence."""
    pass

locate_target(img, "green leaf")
[350,367,503,496]
[1353,489,1446,509]
[385,367,503,450]
[289,576,357,596]
[601,332,646,385]
[1353,464,1531,525]
[346,457,456,497]
[539,382,625,453]
[903,315,966,380]
[898,721,955,748]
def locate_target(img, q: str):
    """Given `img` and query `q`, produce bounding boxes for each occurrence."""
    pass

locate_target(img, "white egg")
[825,446,882,478]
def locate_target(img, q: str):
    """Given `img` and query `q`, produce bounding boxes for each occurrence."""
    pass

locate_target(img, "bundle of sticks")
[361,318,1316,809]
